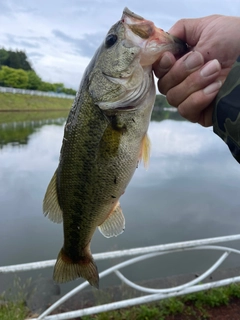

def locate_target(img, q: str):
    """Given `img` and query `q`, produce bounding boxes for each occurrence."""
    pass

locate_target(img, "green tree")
[155,94,170,107]
[0,48,9,67]
[5,51,21,69]
[0,49,76,94]
[62,87,77,95]
[38,81,55,92]
[27,71,41,90]
[0,66,28,88]
[53,82,64,93]
[17,51,32,71]
[0,48,32,71]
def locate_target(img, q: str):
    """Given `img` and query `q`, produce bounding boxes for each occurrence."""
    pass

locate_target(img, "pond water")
[1,109,240,295]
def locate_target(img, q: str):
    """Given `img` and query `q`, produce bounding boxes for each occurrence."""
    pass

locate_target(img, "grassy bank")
[0,110,69,124]
[0,92,72,111]
[1,283,240,320]
[82,283,240,320]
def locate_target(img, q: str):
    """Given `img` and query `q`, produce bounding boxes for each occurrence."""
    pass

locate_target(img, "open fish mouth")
[122,7,188,65]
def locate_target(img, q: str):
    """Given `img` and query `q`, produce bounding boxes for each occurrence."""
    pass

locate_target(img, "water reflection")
[1,109,240,294]
[0,111,68,148]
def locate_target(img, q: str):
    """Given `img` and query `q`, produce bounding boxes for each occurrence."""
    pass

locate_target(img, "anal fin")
[98,202,125,238]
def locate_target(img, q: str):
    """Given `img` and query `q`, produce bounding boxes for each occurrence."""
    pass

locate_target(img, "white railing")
[1,234,240,319]
[0,86,75,99]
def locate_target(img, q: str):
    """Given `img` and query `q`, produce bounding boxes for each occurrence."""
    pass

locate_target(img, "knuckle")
[166,90,178,107]
[178,104,188,120]
[178,102,198,123]
[157,79,168,95]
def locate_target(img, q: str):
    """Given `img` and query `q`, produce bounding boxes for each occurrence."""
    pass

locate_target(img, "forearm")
[213,56,240,163]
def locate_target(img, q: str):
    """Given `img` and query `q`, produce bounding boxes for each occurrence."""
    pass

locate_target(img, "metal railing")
[0,86,75,99]
[1,234,240,319]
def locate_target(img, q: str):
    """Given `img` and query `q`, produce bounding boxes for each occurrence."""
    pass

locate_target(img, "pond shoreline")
[0,109,68,112]
[25,266,240,314]
[0,92,72,111]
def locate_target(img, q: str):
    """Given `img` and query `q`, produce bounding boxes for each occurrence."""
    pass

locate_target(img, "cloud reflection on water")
[1,116,240,290]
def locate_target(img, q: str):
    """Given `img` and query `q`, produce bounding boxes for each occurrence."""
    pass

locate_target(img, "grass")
[81,283,240,320]
[0,301,29,320]
[0,92,72,111]
[0,276,32,320]
[0,110,69,124]
[0,92,70,125]
[1,282,240,319]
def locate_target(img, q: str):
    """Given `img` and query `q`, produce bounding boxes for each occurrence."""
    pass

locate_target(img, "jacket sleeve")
[213,56,240,163]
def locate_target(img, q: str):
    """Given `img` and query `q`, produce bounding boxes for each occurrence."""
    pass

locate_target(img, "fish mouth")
[122,7,145,21]
[122,7,154,39]
[121,7,188,65]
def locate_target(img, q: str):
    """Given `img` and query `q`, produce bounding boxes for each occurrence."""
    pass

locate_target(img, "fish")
[43,7,187,288]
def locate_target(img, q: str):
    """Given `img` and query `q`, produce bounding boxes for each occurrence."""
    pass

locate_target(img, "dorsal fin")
[43,170,63,223]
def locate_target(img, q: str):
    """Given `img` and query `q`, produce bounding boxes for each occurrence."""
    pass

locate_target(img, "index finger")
[157,51,204,95]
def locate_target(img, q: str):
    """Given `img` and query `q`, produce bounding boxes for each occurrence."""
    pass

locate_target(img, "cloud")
[52,29,104,58]
[0,2,12,16]
[1,0,240,89]
[4,33,48,49]
[28,52,44,59]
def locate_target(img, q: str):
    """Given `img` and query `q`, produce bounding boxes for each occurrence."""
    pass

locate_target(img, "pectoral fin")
[98,202,125,238]
[43,170,63,223]
[139,133,151,168]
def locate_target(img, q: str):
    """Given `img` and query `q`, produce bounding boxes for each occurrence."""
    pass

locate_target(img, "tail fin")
[53,248,99,288]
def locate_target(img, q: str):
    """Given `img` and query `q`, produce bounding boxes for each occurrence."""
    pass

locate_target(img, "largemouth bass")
[43,7,187,288]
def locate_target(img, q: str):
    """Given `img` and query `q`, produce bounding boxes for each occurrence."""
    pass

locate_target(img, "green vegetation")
[0,48,76,95]
[0,276,31,320]
[0,91,174,113]
[0,95,69,147]
[0,110,68,125]
[82,283,240,320]
[0,92,72,111]
[0,66,29,89]
[154,94,171,108]
[0,49,32,71]
[1,282,240,319]
[0,300,29,320]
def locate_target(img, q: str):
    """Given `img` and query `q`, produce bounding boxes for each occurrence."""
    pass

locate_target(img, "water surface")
[1,109,240,294]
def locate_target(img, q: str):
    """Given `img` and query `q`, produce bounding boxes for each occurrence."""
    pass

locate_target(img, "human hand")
[154,15,240,127]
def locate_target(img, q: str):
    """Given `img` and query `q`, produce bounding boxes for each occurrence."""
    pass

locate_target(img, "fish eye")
[105,34,118,48]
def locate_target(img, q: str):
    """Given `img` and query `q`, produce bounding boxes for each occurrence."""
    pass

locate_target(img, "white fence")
[1,234,240,319]
[0,86,75,99]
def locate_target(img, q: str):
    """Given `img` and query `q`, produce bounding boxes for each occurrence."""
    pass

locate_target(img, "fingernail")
[184,51,204,70]
[200,59,221,77]
[159,54,173,69]
[203,80,222,95]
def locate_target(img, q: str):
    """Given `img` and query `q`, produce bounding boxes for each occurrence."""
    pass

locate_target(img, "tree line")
[0,48,76,95]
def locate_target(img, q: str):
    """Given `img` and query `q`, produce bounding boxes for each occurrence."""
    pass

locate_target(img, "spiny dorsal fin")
[139,133,151,168]
[43,170,63,223]
[98,202,125,238]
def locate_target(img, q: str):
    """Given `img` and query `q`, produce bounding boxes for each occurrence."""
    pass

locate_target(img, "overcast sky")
[1,0,240,90]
